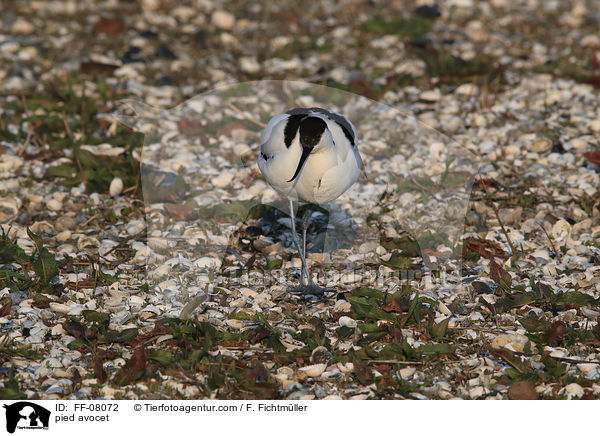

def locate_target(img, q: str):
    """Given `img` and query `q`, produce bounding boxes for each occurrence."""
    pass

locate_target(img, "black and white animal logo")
[3,402,51,433]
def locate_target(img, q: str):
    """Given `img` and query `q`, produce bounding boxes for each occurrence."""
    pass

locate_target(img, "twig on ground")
[20,93,28,114]
[539,224,561,263]
[82,214,99,226]
[80,99,86,138]
[63,115,87,187]
[63,116,74,140]
[228,103,266,128]
[18,126,33,156]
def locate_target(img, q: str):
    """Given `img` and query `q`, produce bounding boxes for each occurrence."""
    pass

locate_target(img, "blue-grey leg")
[289,199,312,287]
[301,208,312,286]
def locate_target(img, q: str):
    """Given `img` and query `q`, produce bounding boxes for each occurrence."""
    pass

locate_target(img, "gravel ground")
[1,0,600,400]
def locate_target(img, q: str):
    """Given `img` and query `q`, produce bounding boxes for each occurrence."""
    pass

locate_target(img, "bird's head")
[287,116,329,182]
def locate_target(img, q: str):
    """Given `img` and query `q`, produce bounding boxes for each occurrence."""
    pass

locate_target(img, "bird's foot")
[290,282,332,297]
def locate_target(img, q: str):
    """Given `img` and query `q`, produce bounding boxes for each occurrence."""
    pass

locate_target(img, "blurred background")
[2,0,599,101]
[2,0,599,195]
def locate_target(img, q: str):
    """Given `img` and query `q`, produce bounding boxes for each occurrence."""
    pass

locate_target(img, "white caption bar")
[0,400,594,435]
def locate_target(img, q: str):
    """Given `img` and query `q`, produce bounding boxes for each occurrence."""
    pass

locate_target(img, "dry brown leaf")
[508,381,538,400]
[80,61,119,76]
[542,321,566,346]
[94,356,107,383]
[382,298,408,313]
[488,346,530,373]
[93,17,127,35]
[464,237,506,259]
[0,297,12,317]
[113,348,146,386]
[62,320,85,339]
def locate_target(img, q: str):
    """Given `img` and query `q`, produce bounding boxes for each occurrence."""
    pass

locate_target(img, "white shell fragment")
[109,177,124,196]
[299,364,327,377]
[338,316,358,329]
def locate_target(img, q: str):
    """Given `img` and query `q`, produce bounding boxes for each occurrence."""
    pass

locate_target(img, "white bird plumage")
[257,107,362,293]
[258,107,362,204]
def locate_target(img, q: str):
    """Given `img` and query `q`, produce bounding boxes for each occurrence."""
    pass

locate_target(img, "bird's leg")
[289,199,311,287]
[300,208,314,287]
[288,200,327,297]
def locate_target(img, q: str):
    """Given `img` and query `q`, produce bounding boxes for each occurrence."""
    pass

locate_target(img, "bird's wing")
[260,113,289,147]
[317,114,355,165]
[307,108,356,146]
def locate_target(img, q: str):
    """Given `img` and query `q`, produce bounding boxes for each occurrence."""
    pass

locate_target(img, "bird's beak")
[287,146,312,182]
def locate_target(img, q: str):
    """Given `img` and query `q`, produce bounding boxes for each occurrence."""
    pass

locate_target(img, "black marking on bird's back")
[299,116,327,149]
[287,108,315,117]
[284,114,304,148]
[260,152,271,161]
[338,124,355,147]
[287,107,356,147]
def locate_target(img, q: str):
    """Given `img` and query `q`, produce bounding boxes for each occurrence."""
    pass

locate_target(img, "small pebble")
[212,10,235,30]
[338,316,357,329]
[455,83,479,96]
[398,367,416,379]
[531,139,551,153]
[109,177,124,196]
[12,18,35,34]
[46,198,62,211]
[420,90,440,102]
[212,172,234,188]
